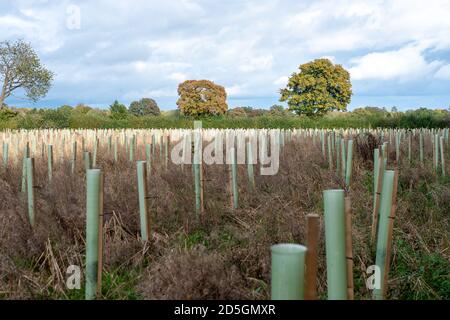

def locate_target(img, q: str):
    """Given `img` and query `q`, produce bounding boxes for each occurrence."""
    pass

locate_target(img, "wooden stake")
[371,153,384,243]
[304,214,319,300]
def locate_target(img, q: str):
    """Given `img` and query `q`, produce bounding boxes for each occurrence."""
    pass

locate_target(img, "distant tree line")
[1,104,449,129]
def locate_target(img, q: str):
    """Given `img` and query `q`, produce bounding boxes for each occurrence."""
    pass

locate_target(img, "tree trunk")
[1,75,8,109]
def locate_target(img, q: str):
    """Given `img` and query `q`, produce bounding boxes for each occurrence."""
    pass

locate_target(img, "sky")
[1,0,450,111]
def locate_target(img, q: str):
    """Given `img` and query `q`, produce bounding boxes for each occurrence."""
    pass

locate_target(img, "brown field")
[0,129,449,299]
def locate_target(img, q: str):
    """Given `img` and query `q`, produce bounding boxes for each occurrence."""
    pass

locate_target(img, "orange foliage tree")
[177,80,228,117]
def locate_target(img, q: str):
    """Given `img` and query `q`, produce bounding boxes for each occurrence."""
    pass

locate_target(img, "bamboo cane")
[371,150,384,243]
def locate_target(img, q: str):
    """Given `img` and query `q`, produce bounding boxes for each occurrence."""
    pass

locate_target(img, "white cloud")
[226,85,243,96]
[2,0,450,108]
[435,65,450,79]
[273,76,288,87]
[167,72,188,82]
[349,46,443,81]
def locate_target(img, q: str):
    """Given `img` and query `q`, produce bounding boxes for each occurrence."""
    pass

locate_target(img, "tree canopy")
[109,100,127,119]
[280,58,352,116]
[0,39,54,108]
[177,80,228,117]
[129,98,160,116]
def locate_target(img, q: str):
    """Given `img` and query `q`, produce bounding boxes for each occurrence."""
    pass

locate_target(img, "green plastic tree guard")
[2,142,8,168]
[71,141,77,175]
[395,132,400,164]
[145,143,152,174]
[373,148,380,199]
[345,140,353,188]
[21,143,30,192]
[92,138,98,168]
[84,151,92,171]
[323,189,347,300]
[327,135,333,169]
[113,138,118,162]
[321,131,326,158]
[246,141,255,190]
[137,161,150,241]
[26,157,36,227]
[341,139,346,179]
[440,136,445,176]
[85,169,103,300]
[408,132,411,164]
[129,136,135,162]
[434,134,439,171]
[373,170,395,300]
[47,145,53,183]
[336,136,341,176]
[193,129,202,216]
[230,147,239,209]
[271,243,307,300]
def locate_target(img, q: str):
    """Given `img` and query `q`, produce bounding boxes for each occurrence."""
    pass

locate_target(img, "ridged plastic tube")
[21,143,30,192]
[230,147,239,209]
[271,243,307,300]
[85,169,103,300]
[137,161,150,241]
[345,140,353,188]
[47,145,53,183]
[84,151,92,171]
[373,170,395,300]
[323,189,347,300]
[246,141,255,190]
[26,157,35,227]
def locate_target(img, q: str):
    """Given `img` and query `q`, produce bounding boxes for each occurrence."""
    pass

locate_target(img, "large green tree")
[109,100,128,120]
[177,80,228,117]
[280,58,352,116]
[129,98,160,116]
[0,39,54,108]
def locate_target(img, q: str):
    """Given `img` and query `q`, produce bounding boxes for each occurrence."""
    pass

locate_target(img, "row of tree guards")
[0,126,447,300]
[271,168,397,300]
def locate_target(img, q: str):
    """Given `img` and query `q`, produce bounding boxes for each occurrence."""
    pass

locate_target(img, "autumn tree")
[0,40,54,108]
[280,59,352,116]
[129,98,160,116]
[177,80,228,117]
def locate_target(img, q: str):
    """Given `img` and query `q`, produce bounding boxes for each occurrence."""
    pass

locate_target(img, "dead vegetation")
[0,135,448,299]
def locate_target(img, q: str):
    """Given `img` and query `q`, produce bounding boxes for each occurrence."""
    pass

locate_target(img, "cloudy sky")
[1,0,450,110]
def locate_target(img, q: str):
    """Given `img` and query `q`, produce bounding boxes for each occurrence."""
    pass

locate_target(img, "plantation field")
[0,128,449,300]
